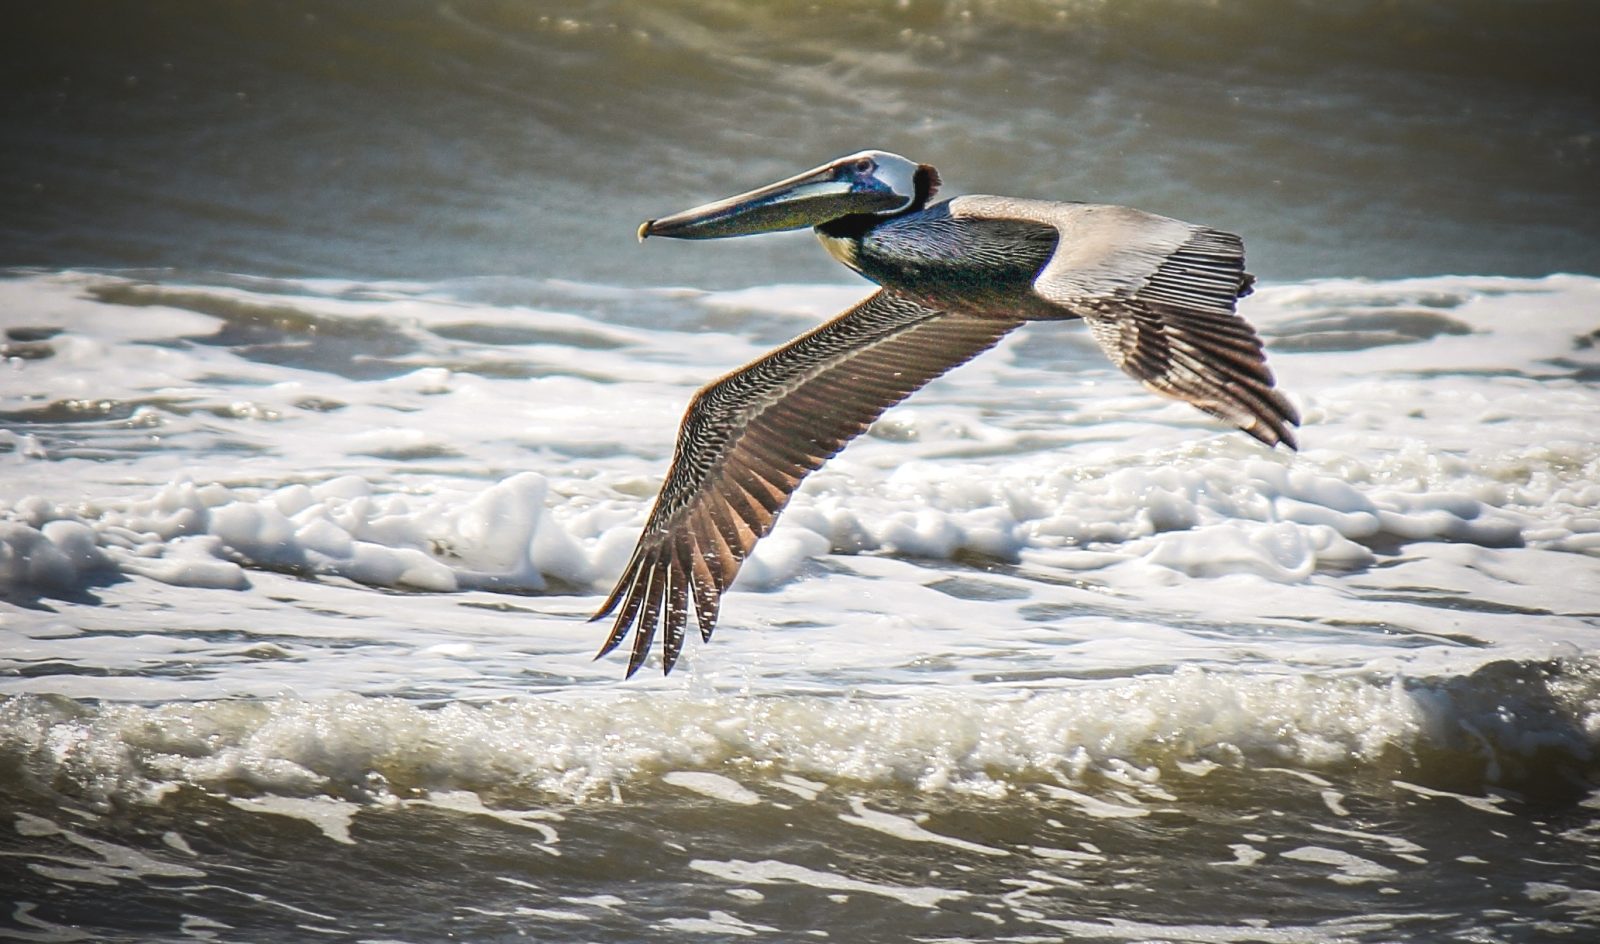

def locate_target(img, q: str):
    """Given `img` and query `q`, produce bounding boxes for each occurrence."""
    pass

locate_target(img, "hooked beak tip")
[637,220,654,242]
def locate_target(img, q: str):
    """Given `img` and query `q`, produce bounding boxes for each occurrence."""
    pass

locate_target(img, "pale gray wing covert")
[592,289,1022,676]
[1075,225,1297,448]
[955,198,1299,448]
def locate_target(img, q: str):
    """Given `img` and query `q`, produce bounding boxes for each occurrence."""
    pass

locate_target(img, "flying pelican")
[593,149,1298,676]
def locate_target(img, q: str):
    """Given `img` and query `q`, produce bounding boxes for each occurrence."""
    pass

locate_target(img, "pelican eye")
[852,157,875,174]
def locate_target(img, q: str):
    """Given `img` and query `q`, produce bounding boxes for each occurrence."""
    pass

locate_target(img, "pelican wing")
[1070,225,1298,448]
[952,198,1299,448]
[592,289,1021,676]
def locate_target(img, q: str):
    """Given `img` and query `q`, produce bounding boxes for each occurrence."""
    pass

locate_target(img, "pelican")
[593,149,1298,676]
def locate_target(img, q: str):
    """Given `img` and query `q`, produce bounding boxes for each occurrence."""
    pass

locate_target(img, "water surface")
[3,3,1599,942]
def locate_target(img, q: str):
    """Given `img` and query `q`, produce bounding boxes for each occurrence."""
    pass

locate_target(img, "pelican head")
[639,150,937,241]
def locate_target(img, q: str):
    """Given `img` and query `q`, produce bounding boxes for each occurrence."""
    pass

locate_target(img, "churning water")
[3,2,1598,941]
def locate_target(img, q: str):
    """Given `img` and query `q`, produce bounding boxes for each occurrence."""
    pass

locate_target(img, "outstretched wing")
[1074,227,1297,448]
[953,198,1299,448]
[592,289,1021,676]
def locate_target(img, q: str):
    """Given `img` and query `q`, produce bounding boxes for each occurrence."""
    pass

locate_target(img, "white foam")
[227,796,361,845]
[1280,845,1399,885]
[1311,824,1424,857]
[688,858,965,909]
[1524,883,1600,922]
[662,772,761,806]
[1214,844,1267,867]
[1036,785,1150,820]
[5,272,1596,626]
[659,910,778,937]
[1031,914,1413,943]
[838,797,1009,856]
[0,471,585,596]
[773,774,827,800]
[5,658,1592,808]
[11,814,207,886]
[1390,780,1513,816]
[2,902,94,943]
[409,791,562,848]
[1027,845,1106,864]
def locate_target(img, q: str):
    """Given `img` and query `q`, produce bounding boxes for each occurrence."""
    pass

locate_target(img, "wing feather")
[627,562,666,677]
[1077,228,1298,448]
[592,289,1020,675]
[950,198,1298,448]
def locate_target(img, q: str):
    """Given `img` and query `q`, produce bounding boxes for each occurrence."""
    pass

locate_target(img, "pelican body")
[594,150,1298,676]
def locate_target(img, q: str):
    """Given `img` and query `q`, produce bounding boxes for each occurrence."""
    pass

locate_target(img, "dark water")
[3,665,1600,943]
[1,779,1595,943]
[3,0,1598,287]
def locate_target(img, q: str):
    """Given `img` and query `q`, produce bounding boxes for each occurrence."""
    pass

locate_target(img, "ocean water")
[3,3,1600,943]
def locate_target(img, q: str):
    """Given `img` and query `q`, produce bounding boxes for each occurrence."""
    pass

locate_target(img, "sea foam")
[0,436,1582,603]
[2,659,1595,808]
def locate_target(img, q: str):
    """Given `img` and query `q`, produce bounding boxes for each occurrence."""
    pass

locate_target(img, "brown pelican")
[593,150,1298,676]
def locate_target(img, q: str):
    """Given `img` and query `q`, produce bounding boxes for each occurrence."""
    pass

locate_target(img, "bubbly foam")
[3,659,1595,808]
[4,276,1596,651]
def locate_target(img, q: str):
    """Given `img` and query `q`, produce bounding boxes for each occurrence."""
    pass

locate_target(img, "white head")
[831,149,925,215]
